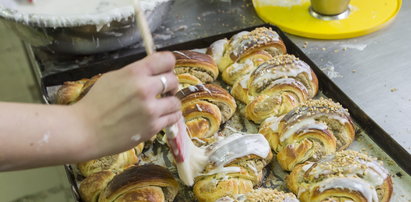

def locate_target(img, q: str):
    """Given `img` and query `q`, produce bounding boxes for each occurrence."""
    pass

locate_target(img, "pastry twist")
[56,74,101,104]
[79,170,116,202]
[78,144,144,177]
[259,98,355,171]
[287,150,393,202]
[99,165,179,202]
[193,134,273,202]
[232,54,318,123]
[173,50,218,90]
[207,27,286,72]
[176,84,236,144]
[221,50,272,85]
[216,188,299,202]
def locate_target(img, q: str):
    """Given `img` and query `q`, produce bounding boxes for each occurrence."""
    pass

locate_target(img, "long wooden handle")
[133,0,156,55]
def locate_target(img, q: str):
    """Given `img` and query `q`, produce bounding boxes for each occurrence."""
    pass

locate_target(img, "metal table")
[153,0,411,154]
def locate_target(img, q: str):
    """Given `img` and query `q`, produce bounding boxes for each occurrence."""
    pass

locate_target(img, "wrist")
[66,102,99,162]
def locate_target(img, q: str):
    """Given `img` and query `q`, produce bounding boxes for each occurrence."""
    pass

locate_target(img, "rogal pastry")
[173,50,218,90]
[56,74,101,105]
[78,145,143,177]
[79,170,116,202]
[207,27,286,72]
[193,133,273,202]
[287,150,392,202]
[99,165,179,202]
[259,98,355,171]
[176,84,236,145]
[232,54,318,123]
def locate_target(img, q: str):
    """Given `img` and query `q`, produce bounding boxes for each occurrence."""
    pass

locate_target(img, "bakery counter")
[154,0,411,154]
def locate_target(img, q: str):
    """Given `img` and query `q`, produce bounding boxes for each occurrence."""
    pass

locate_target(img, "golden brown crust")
[222,50,272,85]
[100,165,179,202]
[79,170,116,202]
[174,50,219,84]
[177,84,236,144]
[56,74,101,105]
[231,54,318,123]
[259,98,355,171]
[78,149,138,177]
[286,150,392,202]
[215,27,287,72]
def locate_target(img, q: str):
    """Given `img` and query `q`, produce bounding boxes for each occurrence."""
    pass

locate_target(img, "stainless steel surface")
[309,6,350,20]
[310,0,350,16]
[153,0,411,154]
[0,0,172,54]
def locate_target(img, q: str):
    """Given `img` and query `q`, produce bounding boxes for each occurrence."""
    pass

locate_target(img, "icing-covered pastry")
[287,150,393,202]
[232,54,318,123]
[216,188,299,202]
[259,98,355,171]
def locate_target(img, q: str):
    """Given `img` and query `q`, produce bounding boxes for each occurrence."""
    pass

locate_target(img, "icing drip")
[210,39,228,64]
[280,118,328,142]
[317,177,379,202]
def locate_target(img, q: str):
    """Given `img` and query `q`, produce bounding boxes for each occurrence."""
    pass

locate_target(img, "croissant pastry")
[221,50,272,85]
[78,144,144,177]
[99,165,179,202]
[232,54,319,123]
[79,170,116,202]
[176,84,236,144]
[216,188,299,202]
[173,50,218,89]
[287,150,393,202]
[207,27,286,72]
[56,74,101,105]
[193,133,273,202]
[259,98,355,171]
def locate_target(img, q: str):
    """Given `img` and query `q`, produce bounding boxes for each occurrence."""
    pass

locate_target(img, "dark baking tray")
[41,24,411,202]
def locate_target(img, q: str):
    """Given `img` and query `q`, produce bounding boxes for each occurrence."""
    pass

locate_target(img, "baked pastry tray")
[41,25,411,201]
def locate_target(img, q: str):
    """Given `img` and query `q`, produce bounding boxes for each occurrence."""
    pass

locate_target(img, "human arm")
[0,52,181,171]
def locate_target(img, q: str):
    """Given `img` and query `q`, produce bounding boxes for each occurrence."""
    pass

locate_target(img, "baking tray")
[41,24,411,202]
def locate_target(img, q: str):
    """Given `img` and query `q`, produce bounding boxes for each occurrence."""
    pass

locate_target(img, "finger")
[155,111,183,130]
[136,52,176,76]
[149,72,179,96]
[153,96,181,117]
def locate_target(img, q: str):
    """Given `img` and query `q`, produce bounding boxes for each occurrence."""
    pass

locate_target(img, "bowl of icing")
[0,0,173,54]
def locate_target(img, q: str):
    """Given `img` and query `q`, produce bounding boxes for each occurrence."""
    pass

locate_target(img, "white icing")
[208,133,270,168]
[195,104,203,112]
[0,0,169,27]
[263,115,284,132]
[253,62,313,87]
[210,39,228,64]
[239,73,251,88]
[230,58,254,74]
[301,162,315,171]
[174,50,191,59]
[317,177,379,202]
[187,85,199,92]
[280,118,328,142]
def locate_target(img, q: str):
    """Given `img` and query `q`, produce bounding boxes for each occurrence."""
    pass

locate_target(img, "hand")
[72,52,181,159]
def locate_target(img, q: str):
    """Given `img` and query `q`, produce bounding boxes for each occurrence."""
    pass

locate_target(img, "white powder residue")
[39,132,50,144]
[340,44,368,51]
[321,63,343,79]
[131,134,141,142]
[255,0,309,7]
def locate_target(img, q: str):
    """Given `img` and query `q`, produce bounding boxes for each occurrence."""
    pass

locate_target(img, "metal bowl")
[0,0,173,54]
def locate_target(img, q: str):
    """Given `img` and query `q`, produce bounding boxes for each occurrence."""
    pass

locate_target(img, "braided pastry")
[259,98,355,171]
[232,54,318,123]
[207,27,286,72]
[56,74,101,104]
[193,133,273,202]
[287,150,393,202]
[216,188,299,202]
[176,84,236,144]
[78,145,143,177]
[99,165,179,202]
[173,50,218,89]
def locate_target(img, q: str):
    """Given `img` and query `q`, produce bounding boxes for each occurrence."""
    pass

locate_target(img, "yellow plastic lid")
[253,0,402,39]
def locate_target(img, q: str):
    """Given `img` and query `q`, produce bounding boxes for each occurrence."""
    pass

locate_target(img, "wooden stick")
[133,0,156,55]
